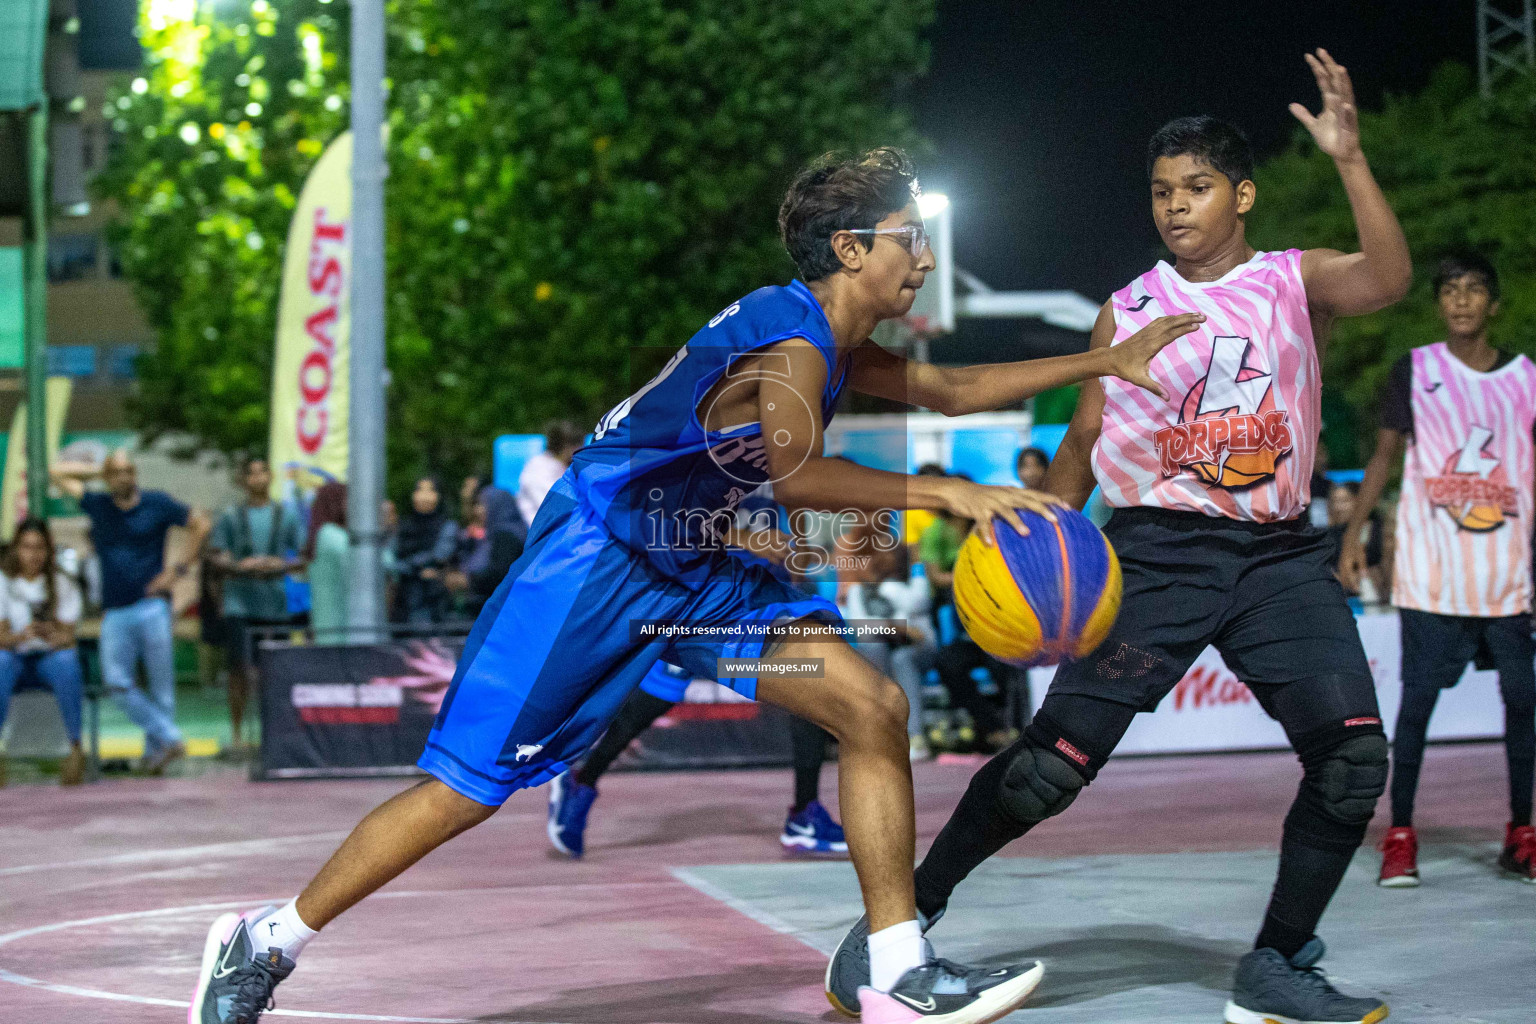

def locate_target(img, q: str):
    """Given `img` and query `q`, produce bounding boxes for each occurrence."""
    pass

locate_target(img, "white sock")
[249,899,318,961]
[868,919,925,991]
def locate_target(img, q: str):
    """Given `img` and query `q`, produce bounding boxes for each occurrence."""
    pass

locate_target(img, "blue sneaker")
[781,799,848,854]
[547,772,598,858]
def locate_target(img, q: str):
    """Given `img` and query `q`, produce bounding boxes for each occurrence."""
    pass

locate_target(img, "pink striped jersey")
[1092,249,1319,521]
[1389,343,1536,617]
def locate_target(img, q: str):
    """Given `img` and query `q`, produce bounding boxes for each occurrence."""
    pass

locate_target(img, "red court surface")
[0,742,1514,1023]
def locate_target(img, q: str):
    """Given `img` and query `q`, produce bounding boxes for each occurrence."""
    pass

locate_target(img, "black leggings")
[914,677,1385,960]
[574,685,832,812]
[574,689,674,787]
[1391,609,1536,827]
[1390,684,1536,827]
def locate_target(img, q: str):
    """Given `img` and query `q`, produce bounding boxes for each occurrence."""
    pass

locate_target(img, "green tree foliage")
[1248,64,1536,422]
[99,0,933,490]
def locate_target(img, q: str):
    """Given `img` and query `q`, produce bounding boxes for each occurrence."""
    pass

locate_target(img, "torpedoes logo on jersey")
[1424,426,1518,532]
[1152,335,1294,487]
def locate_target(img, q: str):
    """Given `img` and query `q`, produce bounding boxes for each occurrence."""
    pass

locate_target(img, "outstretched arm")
[1291,49,1411,317]
[762,339,1056,542]
[848,313,1203,416]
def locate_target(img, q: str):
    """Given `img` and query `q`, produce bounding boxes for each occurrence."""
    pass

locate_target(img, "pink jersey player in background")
[1343,251,1536,891]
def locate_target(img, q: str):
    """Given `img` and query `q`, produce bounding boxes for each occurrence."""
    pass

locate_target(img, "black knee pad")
[998,740,1087,825]
[1307,731,1389,826]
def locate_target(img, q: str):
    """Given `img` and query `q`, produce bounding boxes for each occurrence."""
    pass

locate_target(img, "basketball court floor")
[1,742,1526,1023]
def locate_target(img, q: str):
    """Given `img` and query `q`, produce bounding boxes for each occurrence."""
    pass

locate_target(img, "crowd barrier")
[256,610,1509,779]
[255,631,795,779]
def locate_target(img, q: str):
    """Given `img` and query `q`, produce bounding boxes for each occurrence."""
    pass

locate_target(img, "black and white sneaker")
[190,909,295,1024]
[826,906,945,1016]
[1224,938,1388,1024]
[856,958,1045,1024]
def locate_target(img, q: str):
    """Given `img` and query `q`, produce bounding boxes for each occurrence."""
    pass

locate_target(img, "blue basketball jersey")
[569,280,847,583]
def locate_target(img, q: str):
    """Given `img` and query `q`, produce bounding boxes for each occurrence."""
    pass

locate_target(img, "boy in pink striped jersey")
[824,50,1412,1024]
[1342,253,1536,889]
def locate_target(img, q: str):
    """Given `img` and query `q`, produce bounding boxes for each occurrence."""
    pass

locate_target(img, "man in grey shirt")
[208,457,305,751]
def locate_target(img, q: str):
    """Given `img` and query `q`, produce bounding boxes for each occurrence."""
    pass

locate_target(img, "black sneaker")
[856,958,1044,1024]
[190,909,296,1024]
[1224,938,1388,1024]
[825,906,946,1017]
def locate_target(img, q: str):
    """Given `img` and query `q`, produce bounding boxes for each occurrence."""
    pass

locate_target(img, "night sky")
[916,0,1477,326]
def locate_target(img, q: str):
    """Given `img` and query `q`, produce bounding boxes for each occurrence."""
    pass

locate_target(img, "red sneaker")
[1378,826,1420,887]
[1498,823,1536,883]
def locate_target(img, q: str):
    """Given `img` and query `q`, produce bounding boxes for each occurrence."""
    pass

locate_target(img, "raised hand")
[1105,313,1206,400]
[1290,48,1361,162]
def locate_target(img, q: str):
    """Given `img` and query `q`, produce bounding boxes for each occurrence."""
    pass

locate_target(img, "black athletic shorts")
[1049,506,1372,710]
[1399,607,1535,696]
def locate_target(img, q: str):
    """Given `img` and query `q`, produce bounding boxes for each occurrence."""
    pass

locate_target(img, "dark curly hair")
[778,148,921,282]
[1147,116,1254,186]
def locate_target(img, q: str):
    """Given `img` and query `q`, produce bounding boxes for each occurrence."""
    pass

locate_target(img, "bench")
[0,644,103,781]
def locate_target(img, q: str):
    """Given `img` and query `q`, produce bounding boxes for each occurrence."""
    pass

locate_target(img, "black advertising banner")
[256,638,463,780]
[613,698,795,771]
[257,640,798,779]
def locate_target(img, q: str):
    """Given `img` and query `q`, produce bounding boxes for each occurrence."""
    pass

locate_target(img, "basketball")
[951,507,1123,668]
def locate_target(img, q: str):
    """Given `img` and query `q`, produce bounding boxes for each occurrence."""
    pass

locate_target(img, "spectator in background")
[917,472,1016,753]
[208,457,307,751]
[934,630,1016,754]
[457,471,493,534]
[0,519,86,787]
[390,476,458,624]
[196,524,227,697]
[51,449,209,774]
[841,543,936,761]
[1308,443,1334,528]
[445,485,524,616]
[902,462,948,551]
[917,478,968,612]
[517,420,584,527]
[305,483,349,643]
[1325,481,1384,600]
[1016,446,1050,490]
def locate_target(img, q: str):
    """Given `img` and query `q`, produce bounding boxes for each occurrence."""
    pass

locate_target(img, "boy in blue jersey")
[191,148,1201,1024]
[546,515,850,858]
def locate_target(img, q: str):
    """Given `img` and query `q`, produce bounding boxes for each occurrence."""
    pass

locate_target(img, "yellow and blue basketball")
[952,507,1122,668]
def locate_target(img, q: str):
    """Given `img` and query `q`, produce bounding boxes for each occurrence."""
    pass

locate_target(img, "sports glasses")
[846,225,930,260]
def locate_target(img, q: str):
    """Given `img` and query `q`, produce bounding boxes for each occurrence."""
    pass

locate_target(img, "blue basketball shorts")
[638,660,693,703]
[417,482,839,806]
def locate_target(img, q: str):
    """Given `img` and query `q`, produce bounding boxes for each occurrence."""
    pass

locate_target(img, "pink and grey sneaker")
[857,957,1044,1024]
[1498,822,1536,883]
[190,907,295,1024]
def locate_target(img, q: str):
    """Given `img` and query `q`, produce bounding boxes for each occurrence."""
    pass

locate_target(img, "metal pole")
[23,103,48,523]
[346,0,386,636]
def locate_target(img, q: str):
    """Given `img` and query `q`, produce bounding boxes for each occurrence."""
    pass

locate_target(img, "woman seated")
[0,518,87,786]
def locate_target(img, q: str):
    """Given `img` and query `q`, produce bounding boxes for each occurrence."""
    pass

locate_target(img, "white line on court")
[0,898,578,1023]
[0,831,349,877]
[668,866,826,953]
